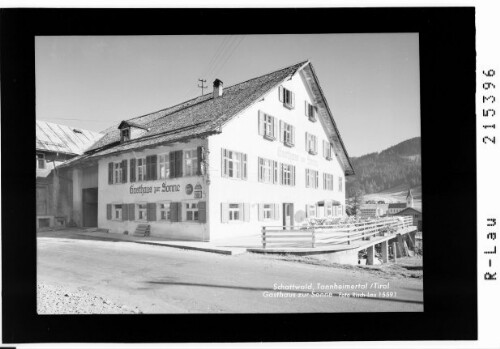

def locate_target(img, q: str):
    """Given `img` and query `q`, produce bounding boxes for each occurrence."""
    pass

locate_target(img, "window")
[258,157,278,184]
[325,202,333,217]
[113,204,123,220]
[184,149,198,176]
[281,163,296,186]
[137,203,148,220]
[258,111,277,140]
[306,169,319,188]
[279,86,295,109]
[229,203,243,221]
[307,204,317,218]
[338,177,343,192]
[305,102,317,122]
[113,163,123,184]
[280,121,295,146]
[158,154,170,179]
[323,173,334,191]
[36,153,45,169]
[323,140,333,160]
[258,203,279,221]
[186,202,199,221]
[158,202,171,221]
[222,149,247,180]
[305,133,318,155]
[121,128,130,142]
[137,158,146,181]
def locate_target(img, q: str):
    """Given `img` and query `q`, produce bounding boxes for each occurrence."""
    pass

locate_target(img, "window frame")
[228,203,243,222]
[281,163,295,186]
[157,201,171,222]
[338,176,343,192]
[258,157,278,184]
[263,113,275,139]
[121,128,130,142]
[282,87,294,109]
[185,201,199,222]
[113,162,123,184]
[158,153,170,180]
[324,173,334,191]
[36,153,46,169]
[305,102,318,122]
[113,204,123,221]
[306,169,319,189]
[136,203,148,221]
[222,148,247,180]
[282,122,294,146]
[136,157,147,182]
[183,148,198,177]
[306,133,318,155]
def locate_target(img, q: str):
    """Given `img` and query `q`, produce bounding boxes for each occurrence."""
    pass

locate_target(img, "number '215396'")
[482,69,496,145]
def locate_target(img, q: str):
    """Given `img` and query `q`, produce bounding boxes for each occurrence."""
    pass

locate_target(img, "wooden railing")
[261,216,413,249]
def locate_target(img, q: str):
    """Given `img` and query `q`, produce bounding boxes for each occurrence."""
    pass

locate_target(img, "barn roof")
[36,120,103,155]
[61,61,354,175]
[388,203,408,209]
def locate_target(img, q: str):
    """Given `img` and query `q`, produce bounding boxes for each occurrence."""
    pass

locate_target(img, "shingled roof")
[61,60,355,175]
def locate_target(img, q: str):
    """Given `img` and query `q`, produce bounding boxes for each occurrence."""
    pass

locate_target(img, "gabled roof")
[118,120,149,130]
[61,61,354,175]
[36,120,103,155]
[396,207,422,215]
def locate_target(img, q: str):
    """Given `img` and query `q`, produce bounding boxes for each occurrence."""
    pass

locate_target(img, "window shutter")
[279,120,284,143]
[243,203,250,222]
[122,203,128,221]
[305,204,309,218]
[305,133,309,151]
[177,202,183,222]
[258,111,265,136]
[170,202,178,222]
[147,203,156,221]
[145,156,151,180]
[108,163,113,184]
[272,117,278,139]
[130,159,136,182]
[274,204,280,220]
[291,91,295,108]
[278,86,284,102]
[221,203,229,223]
[128,203,135,221]
[258,204,263,221]
[292,166,295,186]
[273,161,278,184]
[291,126,295,146]
[198,201,207,223]
[280,164,284,184]
[169,152,176,179]
[175,150,183,177]
[150,155,158,180]
[121,160,128,182]
[322,141,326,157]
[305,101,308,116]
[197,146,203,175]
[106,204,112,220]
[242,153,247,180]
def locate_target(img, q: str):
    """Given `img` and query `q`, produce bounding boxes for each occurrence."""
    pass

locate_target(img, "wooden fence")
[261,216,413,249]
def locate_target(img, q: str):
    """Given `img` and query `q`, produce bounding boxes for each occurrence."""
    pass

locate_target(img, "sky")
[36,34,420,157]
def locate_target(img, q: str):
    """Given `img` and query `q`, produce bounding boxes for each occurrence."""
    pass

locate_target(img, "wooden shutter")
[273,161,278,184]
[175,150,183,177]
[291,166,295,186]
[258,204,263,221]
[272,117,278,139]
[130,158,136,182]
[305,101,308,116]
[242,153,247,180]
[258,111,265,136]
[168,152,175,178]
[280,164,284,184]
[243,203,250,222]
[121,160,128,182]
[279,120,284,143]
[290,126,295,146]
[221,149,226,177]
[305,204,309,218]
[198,201,207,223]
[150,155,158,180]
[108,163,113,184]
[278,86,284,102]
[122,203,128,221]
[170,202,178,222]
[305,133,309,151]
[177,202,183,222]
[273,204,280,220]
[291,91,295,108]
[106,204,112,220]
[147,203,156,221]
[197,146,203,175]
[221,203,229,223]
[128,203,135,221]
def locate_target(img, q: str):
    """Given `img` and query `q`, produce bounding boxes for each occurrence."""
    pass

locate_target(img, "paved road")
[37,232,423,313]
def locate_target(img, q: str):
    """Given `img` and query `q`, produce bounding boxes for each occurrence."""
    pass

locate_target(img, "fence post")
[312,229,316,248]
[262,227,266,249]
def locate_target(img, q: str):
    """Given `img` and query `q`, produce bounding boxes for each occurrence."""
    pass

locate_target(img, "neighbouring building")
[359,203,389,218]
[394,207,422,231]
[406,187,414,208]
[59,60,355,241]
[36,120,103,229]
[387,202,407,215]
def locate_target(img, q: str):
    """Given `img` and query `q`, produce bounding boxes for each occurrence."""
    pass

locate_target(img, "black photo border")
[1,7,477,343]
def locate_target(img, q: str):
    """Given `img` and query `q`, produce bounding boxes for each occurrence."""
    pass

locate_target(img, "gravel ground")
[37,283,142,314]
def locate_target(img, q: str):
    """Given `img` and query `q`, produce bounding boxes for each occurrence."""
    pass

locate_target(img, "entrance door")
[82,188,98,227]
[283,203,294,228]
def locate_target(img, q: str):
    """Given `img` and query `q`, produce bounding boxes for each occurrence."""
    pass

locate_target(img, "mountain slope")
[346,137,421,197]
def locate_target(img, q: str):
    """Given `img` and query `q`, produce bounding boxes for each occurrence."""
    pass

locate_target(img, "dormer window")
[121,128,130,143]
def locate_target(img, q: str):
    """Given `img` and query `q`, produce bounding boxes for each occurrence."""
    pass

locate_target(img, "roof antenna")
[198,79,208,95]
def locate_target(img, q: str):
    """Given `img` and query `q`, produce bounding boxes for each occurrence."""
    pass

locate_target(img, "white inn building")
[60,60,355,241]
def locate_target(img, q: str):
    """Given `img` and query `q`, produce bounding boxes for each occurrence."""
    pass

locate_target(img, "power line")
[197,79,208,95]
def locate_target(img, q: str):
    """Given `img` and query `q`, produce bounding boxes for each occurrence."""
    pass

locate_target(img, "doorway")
[283,203,294,228]
[82,188,98,227]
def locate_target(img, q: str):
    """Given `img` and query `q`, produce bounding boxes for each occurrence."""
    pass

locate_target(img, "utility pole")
[197,79,208,95]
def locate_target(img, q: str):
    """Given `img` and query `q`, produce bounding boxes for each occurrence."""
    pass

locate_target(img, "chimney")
[213,79,223,98]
